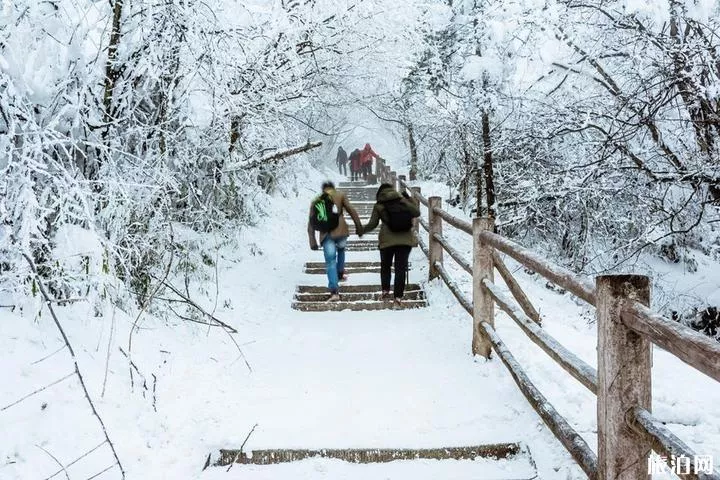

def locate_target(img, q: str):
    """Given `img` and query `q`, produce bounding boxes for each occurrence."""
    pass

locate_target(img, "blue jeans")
[322,236,347,293]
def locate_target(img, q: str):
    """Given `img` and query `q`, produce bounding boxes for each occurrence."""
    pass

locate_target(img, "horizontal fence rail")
[382,161,720,480]
[621,301,720,383]
[479,320,599,479]
[477,231,597,306]
[482,279,598,394]
[630,407,720,480]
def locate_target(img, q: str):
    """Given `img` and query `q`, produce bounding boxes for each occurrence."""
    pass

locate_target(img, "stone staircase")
[210,184,538,479]
[292,180,429,311]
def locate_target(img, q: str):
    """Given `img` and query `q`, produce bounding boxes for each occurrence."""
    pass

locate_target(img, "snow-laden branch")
[224,141,322,173]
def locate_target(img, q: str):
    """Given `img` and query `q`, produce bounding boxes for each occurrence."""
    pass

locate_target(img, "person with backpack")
[360,183,421,308]
[336,146,348,175]
[359,143,379,180]
[349,148,362,181]
[307,181,363,301]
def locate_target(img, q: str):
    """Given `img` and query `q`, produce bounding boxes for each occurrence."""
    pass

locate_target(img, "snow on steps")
[303,261,407,274]
[292,284,427,311]
[293,299,427,312]
[346,240,377,251]
[295,289,425,302]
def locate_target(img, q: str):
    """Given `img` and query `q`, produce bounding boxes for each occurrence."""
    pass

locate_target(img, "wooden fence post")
[428,197,443,281]
[473,217,495,358]
[596,275,651,480]
[390,171,397,190]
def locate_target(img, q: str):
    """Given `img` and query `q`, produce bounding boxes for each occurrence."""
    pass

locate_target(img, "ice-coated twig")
[226,423,259,472]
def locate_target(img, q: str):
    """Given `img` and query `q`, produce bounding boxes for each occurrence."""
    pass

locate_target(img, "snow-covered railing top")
[381,162,720,480]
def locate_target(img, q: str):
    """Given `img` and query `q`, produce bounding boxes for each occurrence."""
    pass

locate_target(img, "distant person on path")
[359,143,379,180]
[336,146,348,176]
[308,181,363,301]
[361,183,420,308]
[349,148,362,181]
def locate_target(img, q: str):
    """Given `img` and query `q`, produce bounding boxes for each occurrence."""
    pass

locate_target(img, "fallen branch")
[118,347,148,396]
[224,141,322,172]
[1,372,75,412]
[156,278,238,333]
[35,445,69,480]
[22,253,126,479]
[31,345,66,365]
[42,441,107,480]
[158,277,252,372]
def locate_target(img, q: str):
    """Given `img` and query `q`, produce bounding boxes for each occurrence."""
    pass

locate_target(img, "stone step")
[346,245,376,251]
[346,242,378,251]
[291,299,427,312]
[338,182,369,187]
[296,284,423,293]
[303,261,408,274]
[305,261,388,271]
[305,266,382,274]
[294,290,425,302]
[215,442,523,466]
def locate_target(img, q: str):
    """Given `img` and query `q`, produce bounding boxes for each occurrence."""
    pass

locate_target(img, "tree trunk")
[474,132,484,218]
[461,137,472,204]
[229,116,242,154]
[103,0,124,126]
[407,123,418,180]
[482,110,496,219]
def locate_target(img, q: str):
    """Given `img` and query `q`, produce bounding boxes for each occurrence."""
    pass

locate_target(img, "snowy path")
[5,174,718,480]
[189,182,570,479]
[193,242,548,478]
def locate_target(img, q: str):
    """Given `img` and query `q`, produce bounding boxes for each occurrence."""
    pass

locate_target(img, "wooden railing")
[373,160,720,480]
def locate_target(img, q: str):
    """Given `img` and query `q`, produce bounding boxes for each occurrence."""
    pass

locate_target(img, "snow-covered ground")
[2,164,719,479]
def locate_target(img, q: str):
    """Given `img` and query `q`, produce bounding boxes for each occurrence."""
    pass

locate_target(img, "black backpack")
[382,198,414,232]
[310,192,340,233]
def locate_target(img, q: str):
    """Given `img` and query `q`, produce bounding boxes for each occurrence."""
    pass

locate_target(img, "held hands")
[310,243,319,251]
[356,226,364,238]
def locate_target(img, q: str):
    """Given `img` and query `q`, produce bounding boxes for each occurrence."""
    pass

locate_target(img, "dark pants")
[362,162,371,179]
[351,167,359,181]
[338,161,347,175]
[380,245,412,298]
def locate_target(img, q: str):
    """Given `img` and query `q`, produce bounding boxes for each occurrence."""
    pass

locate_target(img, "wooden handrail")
[405,184,429,206]
[432,262,598,479]
[482,279,598,394]
[435,262,472,315]
[621,300,720,382]
[629,407,720,480]
[432,207,472,235]
[433,233,472,275]
[394,170,718,479]
[478,231,597,306]
[418,232,429,257]
[493,253,541,325]
[479,322,598,479]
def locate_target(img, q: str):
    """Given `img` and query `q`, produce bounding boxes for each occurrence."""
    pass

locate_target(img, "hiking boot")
[338,272,348,282]
[327,293,341,302]
[380,291,391,301]
[392,298,403,310]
